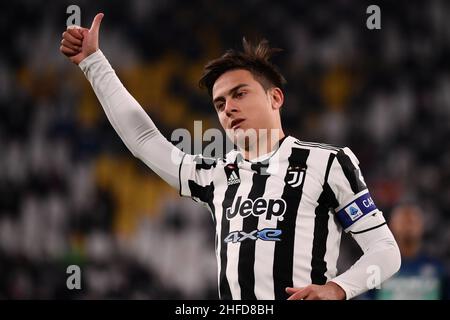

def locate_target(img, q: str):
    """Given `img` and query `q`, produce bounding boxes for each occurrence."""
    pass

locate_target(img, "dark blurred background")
[0,0,449,299]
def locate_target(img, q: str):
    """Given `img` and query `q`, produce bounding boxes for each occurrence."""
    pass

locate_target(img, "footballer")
[60,13,401,300]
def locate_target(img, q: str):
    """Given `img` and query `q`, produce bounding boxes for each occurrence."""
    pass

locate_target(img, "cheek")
[218,113,227,127]
[256,100,273,119]
[246,96,267,114]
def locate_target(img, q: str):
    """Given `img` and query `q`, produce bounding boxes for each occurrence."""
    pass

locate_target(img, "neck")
[240,129,285,161]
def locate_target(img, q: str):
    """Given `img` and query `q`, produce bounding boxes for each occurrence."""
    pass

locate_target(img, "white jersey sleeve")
[328,147,385,232]
[78,50,186,189]
[327,147,401,299]
[179,154,217,207]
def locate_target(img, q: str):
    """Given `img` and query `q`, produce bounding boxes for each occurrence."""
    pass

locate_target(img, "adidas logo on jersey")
[227,171,241,185]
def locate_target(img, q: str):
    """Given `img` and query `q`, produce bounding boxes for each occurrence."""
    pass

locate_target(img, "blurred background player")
[367,204,449,300]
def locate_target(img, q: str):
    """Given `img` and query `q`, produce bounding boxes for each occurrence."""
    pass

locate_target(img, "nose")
[224,99,238,117]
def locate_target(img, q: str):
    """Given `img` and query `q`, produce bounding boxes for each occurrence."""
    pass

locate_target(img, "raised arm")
[60,13,185,189]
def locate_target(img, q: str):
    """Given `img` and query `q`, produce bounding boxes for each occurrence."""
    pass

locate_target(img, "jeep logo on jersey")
[226,196,287,221]
[286,165,306,188]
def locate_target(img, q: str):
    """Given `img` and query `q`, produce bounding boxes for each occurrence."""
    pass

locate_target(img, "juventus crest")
[286,165,306,188]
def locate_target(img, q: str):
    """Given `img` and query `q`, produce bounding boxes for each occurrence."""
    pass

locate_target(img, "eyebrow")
[212,84,249,104]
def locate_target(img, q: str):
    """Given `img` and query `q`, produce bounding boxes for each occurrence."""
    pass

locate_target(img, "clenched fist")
[60,13,104,65]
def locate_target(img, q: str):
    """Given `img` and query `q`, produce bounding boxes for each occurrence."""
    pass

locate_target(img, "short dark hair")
[199,38,287,97]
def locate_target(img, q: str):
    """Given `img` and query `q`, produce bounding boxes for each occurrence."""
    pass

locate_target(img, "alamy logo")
[227,171,241,185]
[345,203,363,221]
[66,5,81,27]
[366,5,381,30]
[66,265,81,290]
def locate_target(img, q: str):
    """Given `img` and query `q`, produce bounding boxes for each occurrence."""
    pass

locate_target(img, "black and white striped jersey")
[179,136,384,300]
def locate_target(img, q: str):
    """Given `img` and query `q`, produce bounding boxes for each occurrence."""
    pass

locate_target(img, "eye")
[215,102,225,111]
[235,91,247,99]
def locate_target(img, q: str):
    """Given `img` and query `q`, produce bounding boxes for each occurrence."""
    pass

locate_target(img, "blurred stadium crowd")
[0,0,449,299]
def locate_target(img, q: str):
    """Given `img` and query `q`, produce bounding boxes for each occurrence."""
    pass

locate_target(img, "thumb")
[80,27,89,37]
[89,13,104,33]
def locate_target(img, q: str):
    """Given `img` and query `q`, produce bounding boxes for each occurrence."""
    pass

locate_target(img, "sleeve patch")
[336,191,377,229]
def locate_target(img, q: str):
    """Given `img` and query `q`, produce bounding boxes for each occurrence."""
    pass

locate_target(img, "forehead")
[212,69,259,98]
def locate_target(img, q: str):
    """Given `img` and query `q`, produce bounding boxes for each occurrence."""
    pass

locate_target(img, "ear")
[269,87,284,110]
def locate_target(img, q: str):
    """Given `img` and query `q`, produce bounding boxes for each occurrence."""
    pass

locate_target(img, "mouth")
[230,118,245,129]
